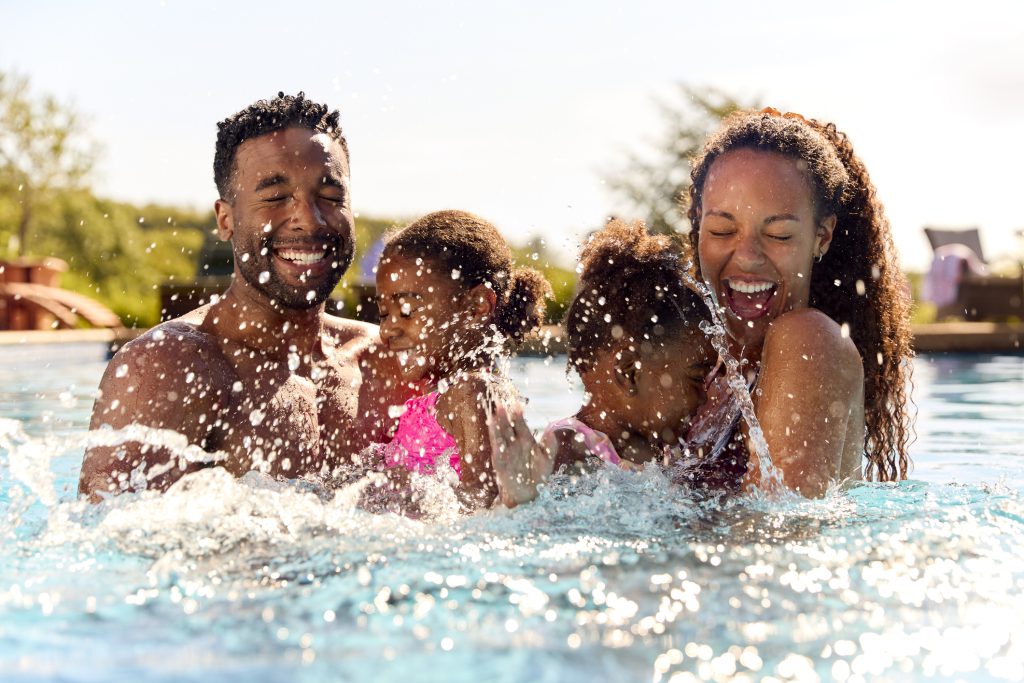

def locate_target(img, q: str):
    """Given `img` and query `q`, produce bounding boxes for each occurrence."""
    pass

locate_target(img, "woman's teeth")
[730,281,774,294]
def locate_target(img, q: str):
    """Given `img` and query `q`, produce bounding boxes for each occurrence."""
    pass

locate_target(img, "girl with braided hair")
[370,210,552,511]
[684,109,913,496]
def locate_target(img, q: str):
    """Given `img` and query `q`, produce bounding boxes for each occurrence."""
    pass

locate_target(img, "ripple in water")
[1,424,1023,682]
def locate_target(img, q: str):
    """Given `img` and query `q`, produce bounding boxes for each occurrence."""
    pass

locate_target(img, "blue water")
[1,344,1023,682]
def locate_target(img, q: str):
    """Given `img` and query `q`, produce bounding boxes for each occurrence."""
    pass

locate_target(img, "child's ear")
[214,199,234,241]
[612,344,641,397]
[467,283,497,319]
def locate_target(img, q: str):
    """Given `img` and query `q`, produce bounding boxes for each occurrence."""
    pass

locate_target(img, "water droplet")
[249,409,266,426]
[258,271,270,284]
[241,253,251,262]
[115,364,129,378]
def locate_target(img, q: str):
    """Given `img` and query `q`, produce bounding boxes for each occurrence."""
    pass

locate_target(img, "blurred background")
[2,0,1023,329]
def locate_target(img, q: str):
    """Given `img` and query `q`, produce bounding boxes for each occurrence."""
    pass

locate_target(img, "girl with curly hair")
[490,219,716,507]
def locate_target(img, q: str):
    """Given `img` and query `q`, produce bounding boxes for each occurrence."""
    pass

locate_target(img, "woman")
[684,108,913,496]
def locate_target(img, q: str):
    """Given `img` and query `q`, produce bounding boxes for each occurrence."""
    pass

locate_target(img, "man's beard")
[234,234,354,310]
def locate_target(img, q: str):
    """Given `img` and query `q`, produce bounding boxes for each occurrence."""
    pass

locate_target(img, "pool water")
[1,344,1023,682]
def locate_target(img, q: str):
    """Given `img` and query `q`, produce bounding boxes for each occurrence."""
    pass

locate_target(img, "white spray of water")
[679,269,784,493]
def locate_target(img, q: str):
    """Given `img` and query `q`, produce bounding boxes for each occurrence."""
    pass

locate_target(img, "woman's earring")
[814,252,824,263]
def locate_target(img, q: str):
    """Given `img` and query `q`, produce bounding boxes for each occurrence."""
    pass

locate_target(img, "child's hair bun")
[567,218,709,371]
[495,267,552,343]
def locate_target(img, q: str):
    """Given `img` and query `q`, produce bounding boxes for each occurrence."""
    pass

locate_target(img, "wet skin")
[79,128,410,499]
[697,149,864,496]
[490,331,716,509]
[577,331,715,465]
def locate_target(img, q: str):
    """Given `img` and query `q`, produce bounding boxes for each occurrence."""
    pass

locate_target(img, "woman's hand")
[487,403,554,508]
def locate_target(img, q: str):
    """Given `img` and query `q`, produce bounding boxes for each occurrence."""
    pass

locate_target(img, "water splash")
[678,270,784,492]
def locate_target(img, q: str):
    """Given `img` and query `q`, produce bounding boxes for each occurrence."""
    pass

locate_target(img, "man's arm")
[79,326,229,500]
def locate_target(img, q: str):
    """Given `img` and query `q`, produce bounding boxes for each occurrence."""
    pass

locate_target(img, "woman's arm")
[745,308,864,497]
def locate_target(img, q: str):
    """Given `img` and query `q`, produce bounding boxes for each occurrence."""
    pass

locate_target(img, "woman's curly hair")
[383,210,552,347]
[566,218,711,373]
[685,110,914,482]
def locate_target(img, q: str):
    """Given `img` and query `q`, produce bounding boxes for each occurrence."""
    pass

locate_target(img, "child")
[367,209,551,512]
[490,219,715,507]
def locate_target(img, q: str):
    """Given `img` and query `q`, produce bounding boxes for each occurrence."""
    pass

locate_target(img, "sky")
[3,0,1024,271]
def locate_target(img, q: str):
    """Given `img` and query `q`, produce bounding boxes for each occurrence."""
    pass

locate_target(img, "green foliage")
[510,236,576,323]
[0,71,98,256]
[0,70,210,327]
[2,189,209,326]
[904,271,937,324]
[604,85,759,235]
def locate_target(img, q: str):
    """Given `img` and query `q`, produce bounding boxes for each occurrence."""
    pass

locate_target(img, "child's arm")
[487,403,554,508]
[436,374,500,511]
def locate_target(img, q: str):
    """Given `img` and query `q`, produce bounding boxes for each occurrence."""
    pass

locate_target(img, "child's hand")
[487,403,554,508]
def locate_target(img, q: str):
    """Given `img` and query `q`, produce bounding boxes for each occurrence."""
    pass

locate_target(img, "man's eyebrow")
[254,173,288,192]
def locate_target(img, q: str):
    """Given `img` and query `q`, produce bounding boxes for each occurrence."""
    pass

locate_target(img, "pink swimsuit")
[541,417,622,467]
[383,392,462,478]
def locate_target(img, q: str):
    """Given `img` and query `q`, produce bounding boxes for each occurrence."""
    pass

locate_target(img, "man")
[79,93,408,498]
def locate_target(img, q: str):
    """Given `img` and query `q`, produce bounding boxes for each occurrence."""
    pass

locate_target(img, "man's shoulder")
[112,317,229,376]
[323,315,379,344]
[323,316,391,369]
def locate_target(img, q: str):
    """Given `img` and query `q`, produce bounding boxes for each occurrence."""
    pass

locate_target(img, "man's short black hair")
[213,91,349,200]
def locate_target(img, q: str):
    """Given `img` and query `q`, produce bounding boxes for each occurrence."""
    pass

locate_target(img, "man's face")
[215,127,355,309]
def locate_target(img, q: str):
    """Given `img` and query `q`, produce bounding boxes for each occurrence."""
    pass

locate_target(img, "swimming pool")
[1,344,1022,682]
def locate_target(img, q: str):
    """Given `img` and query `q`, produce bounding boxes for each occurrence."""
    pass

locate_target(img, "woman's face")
[697,148,834,354]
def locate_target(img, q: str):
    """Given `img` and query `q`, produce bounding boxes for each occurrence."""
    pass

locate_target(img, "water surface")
[1,345,1022,682]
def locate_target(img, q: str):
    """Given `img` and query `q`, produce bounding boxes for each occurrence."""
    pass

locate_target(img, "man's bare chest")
[207,357,362,477]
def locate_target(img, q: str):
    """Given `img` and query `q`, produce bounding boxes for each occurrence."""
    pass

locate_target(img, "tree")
[605,85,759,235]
[0,71,97,257]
